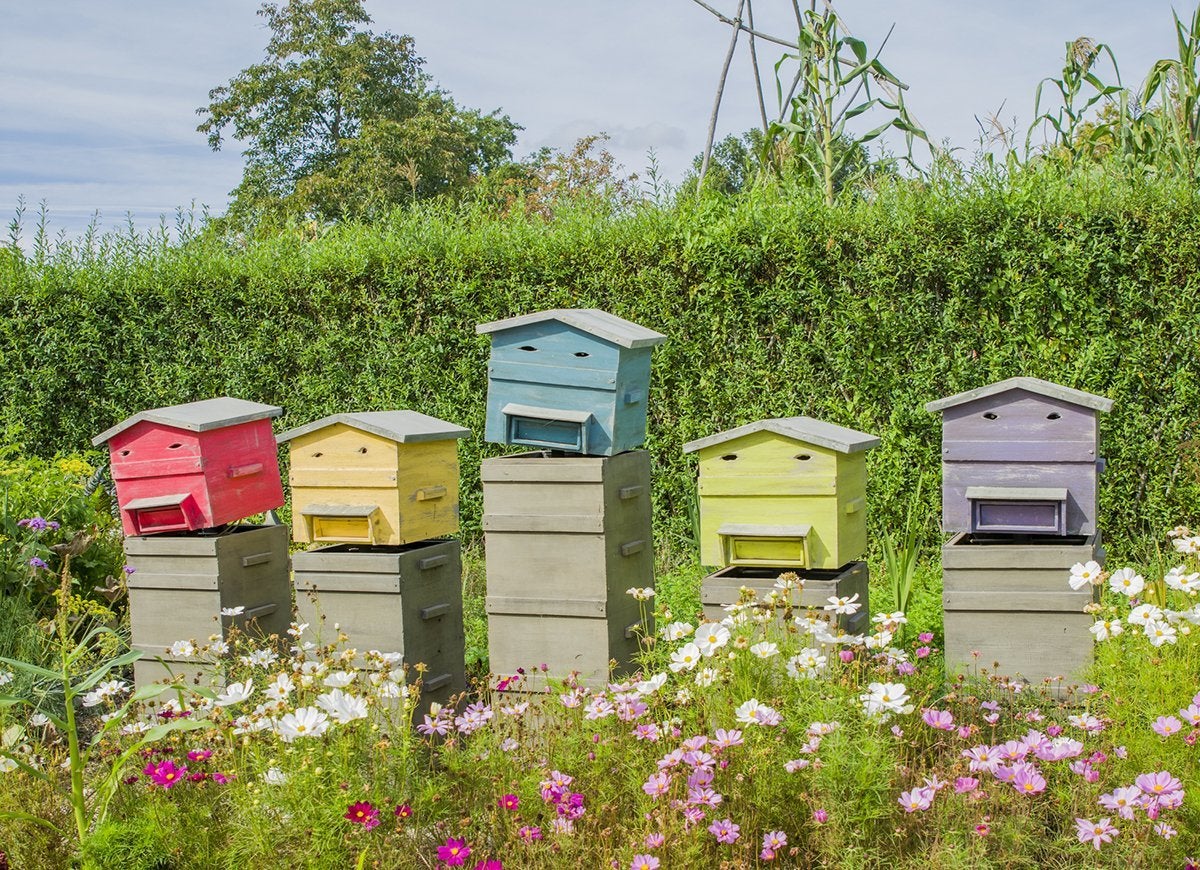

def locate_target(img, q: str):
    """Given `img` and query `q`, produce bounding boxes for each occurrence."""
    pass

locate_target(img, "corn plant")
[1026,37,1124,162]
[1141,5,1200,179]
[768,6,927,205]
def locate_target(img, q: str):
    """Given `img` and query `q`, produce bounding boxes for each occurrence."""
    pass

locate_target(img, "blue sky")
[0,1,1185,245]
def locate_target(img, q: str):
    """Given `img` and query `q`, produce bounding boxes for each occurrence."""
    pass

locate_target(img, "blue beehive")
[476,309,667,456]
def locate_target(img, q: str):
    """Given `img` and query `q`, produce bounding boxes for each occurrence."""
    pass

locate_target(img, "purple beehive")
[924,377,1113,537]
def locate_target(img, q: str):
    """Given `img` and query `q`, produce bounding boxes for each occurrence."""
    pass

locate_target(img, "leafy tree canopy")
[196,0,520,225]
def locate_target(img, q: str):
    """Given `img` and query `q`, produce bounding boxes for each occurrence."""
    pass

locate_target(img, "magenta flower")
[28,557,48,570]
[213,772,232,785]
[630,856,660,870]
[186,749,212,762]
[143,759,187,789]
[918,632,934,643]
[472,861,503,870]
[838,649,855,663]
[1152,715,1183,737]
[344,801,380,830]
[395,803,413,818]
[517,826,542,842]
[921,709,954,731]
[437,838,471,866]
[812,808,828,824]
[1075,817,1118,850]
[497,793,519,811]
[761,830,787,854]
[707,818,740,844]
[644,832,665,849]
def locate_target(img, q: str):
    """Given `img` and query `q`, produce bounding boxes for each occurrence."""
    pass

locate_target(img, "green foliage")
[3,164,1200,562]
[196,0,519,226]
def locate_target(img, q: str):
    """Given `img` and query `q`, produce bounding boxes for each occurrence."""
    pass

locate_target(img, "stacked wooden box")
[477,309,666,689]
[279,411,469,709]
[683,418,878,633]
[92,397,292,691]
[926,377,1112,687]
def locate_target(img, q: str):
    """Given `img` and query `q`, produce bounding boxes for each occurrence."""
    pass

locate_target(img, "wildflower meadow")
[1,481,1198,867]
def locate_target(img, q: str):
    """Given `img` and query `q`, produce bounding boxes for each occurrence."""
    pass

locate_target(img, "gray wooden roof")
[475,308,666,349]
[924,377,1114,413]
[683,417,880,454]
[276,410,470,445]
[92,397,282,445]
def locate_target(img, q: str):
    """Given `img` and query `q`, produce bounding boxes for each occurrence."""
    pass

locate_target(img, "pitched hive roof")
[923,377,1114,414]
[92,397,282,445]
[683,416,880,455]
[276,410,470,445]
[475,308,666,349]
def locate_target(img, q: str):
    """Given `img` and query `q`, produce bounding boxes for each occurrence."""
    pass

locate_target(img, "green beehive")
[684,417,880,570]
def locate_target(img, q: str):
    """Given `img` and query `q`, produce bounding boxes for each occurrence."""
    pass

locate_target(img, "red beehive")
[92,397,285,536]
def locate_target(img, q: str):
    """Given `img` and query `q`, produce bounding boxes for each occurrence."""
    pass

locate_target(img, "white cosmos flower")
[0,670,12,687]
[694,623,731,656]
[1068,561,1102,590]
[262,767,288,785]
[215,679,254,707]
[1165,567,1200,593]
[0,756,17,774]
[1089,619,1124,642]
[749,641,779,659]
[220,606,245,617]
[694,668,718,687]
[169,640,195,658]
[208,640,230,656]
[1108,568,1145,597]
[824,593,861,615]
[275,706,330,742]
[1144,619,1177,647]
[660,621,694,641]
[635,673,668,695]
[861,682,912,718]
[1172,535,1200,555]
[786,648,828,679]
[734,697,780,725]
[264,672,295,702]
[315,689,368,724]
[241,649,278,669]
[669,643,702,673]
[864,630,894,650]
[626,587,655,601]
[323,670,356,688]
[1128,603,1163,626]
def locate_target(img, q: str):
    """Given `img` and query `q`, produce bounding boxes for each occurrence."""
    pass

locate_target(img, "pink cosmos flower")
[213,772,233,785]
[497,793,519,811]
[713,728,743,750]
[1011,766,1047,796]
[918,632,934,642]
[838,649,855,663]
[762,830,787,853]
[643,771,671,798]
[898,787,934,812]
[921,709,954,731]
[345,801,380,830]
[707,818,740,844]
[630,856,660,870]
[963,745,1001,773]
[954,777,979,794]
[1074,817,1118,850]
[186,749,213,762]
[1152,716,1183,737]
[915,646,931,659]
[1155,822,1178,839]
[644,832,665,849]
[437,837,471,866]
[472,861,502,870]
[395,804,413,819]
[1135,771,1184,800]
[1180,704,1200,726]
[517,826,542,842]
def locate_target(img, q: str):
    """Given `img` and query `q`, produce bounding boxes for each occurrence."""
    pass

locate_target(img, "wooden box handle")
[618,485,643,500]
[424,673,451,692]
[620,540,645,557]
[416,485,447,501]
[418,554,448,570]
[241,603,277,620]
[227,462,263,479]
[241,552,273,567]
[420,602,451,620]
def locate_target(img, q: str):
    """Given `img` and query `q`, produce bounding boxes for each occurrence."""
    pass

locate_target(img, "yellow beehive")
[683,417,880,570]
[277,411,470,546]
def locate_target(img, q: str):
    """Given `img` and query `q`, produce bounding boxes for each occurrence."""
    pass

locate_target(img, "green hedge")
[3,166,1199,559]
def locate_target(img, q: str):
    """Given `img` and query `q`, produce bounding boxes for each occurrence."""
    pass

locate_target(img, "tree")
[196,0,519,224]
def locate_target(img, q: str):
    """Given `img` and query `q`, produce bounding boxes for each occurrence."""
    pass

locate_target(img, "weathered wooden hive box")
[475,309,666,456]
[124,524,292,688]
[924,378,1112,537]
[92,397,284,536]
[700,562,869,634]
[684,417,879,569]
[483,450,653,688]
[941,533,1102,685]
[293,540,466,707]
[277,411,469,546]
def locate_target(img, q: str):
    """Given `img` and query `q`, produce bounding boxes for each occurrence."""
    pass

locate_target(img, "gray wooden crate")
[942,532,1101,687]
[293,539,466,707]
[482,450,654,688]
[125,524,292,659]
[700,561,869,634]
